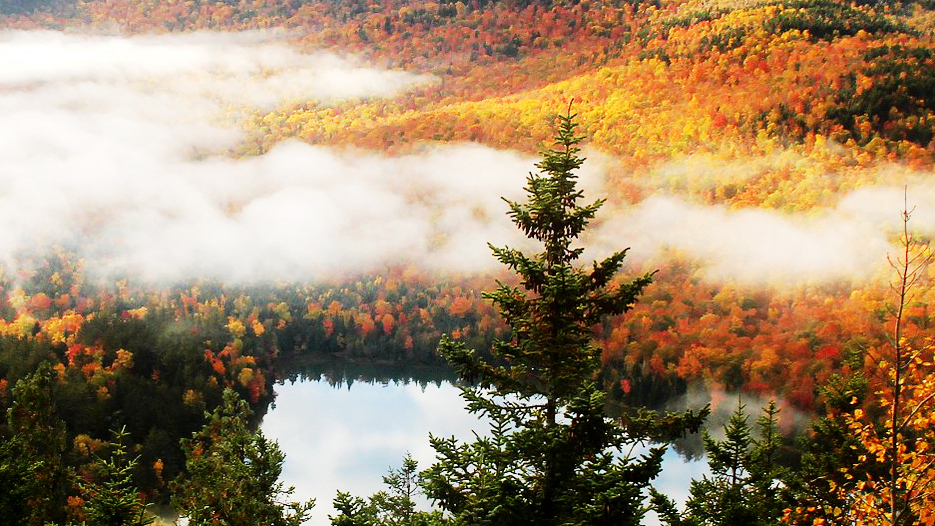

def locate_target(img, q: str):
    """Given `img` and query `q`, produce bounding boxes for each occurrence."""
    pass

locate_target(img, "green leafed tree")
[171,388,314,526]
[420,108,707,526]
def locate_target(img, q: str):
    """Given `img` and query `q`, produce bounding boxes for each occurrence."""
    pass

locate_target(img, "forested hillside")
[1,0,934,521]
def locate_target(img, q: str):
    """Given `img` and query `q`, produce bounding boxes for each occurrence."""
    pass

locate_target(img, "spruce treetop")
[448,107,654,404]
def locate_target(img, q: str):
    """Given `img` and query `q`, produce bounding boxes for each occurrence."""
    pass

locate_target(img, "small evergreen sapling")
[74,427,154,526]
[672,402,786,526]
[331,453,444,526]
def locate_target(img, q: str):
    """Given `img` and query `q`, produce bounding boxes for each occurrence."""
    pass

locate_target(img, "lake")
[261,376,710,525]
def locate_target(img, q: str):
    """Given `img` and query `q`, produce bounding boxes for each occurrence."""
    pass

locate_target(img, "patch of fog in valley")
[1,29,932,288]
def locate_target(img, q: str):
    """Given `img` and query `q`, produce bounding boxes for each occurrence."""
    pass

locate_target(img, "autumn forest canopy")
[1,0,935,522]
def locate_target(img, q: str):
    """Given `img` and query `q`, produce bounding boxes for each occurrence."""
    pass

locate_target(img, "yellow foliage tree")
[838,194,935,526]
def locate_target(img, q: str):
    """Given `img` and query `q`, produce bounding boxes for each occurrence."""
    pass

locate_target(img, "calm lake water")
[261,377,709,525]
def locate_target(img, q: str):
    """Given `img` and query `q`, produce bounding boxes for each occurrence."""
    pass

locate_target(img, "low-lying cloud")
[1,29,930,286]
[588,182,935,286]
[1,29,434,109]
[0,30,532,283]
[85,140,536,281]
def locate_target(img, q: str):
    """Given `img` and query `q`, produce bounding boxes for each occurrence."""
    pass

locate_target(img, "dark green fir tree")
[73,426,154,526]
[781,346,877,525]
[656,401,785,526]
[420,108,707,526]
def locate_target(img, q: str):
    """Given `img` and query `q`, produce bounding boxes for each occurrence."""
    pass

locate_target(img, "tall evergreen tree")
[421,108,707,526]
[171,388,314,526]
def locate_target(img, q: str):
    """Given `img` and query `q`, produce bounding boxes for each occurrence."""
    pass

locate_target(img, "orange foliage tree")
[836,197,935,526]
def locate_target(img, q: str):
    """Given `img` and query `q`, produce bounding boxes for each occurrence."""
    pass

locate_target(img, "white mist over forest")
[599,185,935,285]
[1,29,931,286]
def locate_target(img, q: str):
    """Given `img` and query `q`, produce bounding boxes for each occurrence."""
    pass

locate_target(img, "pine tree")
[781,347,876,525]
[331,453,444,526]
[171,388,314,526]
[674,402,786,526]
[420,108,707,526]
[74,426,154,526]
[370,454,423,525]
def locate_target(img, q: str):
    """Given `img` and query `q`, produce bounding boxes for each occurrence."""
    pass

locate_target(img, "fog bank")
[590,184,935,285]
[2,29,930,286]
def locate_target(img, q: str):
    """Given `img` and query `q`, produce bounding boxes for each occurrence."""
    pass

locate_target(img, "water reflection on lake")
[262,377,709,526]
